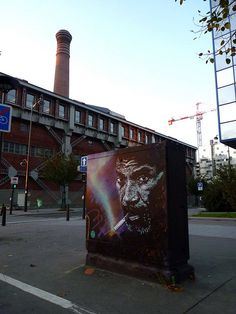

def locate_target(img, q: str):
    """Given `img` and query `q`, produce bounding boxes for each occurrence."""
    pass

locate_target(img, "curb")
[189,216,236,222]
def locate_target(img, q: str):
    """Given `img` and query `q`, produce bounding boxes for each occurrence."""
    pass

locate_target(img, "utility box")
[86,141,194,283]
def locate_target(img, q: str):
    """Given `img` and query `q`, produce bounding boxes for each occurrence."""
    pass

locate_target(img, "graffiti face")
[116,158,163,234]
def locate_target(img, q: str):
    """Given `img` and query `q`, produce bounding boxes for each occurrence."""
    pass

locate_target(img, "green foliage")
[202,179,231,212]
[42,154,79,185]
[215,165,236,211]
[193,211,236,218]
[42,154,79,210]
[175,0,236,64]
[202,165,236,212]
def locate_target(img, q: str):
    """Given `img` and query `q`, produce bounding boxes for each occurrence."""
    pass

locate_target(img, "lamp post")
[24,98,42,212]
[210,135,218,177]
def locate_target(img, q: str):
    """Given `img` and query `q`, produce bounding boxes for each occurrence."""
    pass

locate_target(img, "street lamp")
[24,97,42,212]
[210,135,218,177]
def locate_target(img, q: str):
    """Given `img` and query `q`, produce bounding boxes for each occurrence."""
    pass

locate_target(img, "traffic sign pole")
[0,103,12,170]
[79,156,88,219]
[82,173,87,220]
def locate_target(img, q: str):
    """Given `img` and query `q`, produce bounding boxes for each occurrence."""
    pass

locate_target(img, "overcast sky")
[0,0,218,147]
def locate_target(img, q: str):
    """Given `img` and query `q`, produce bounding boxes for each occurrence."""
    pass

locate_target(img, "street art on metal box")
[86,142,168,266]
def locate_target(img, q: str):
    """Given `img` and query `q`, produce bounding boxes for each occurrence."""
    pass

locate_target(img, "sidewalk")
[5,207,83,216]
[188,207,206,216]
[1,213,236,314]
[6,206,236,221]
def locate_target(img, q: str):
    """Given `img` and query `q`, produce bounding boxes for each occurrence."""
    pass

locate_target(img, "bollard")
[1,204,6,226]
[66,204,70,221]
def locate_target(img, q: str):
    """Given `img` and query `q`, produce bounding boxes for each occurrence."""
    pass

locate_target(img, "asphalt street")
[0,210,236,314]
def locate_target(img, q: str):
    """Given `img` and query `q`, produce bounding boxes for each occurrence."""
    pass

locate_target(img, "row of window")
[6,89,119,133]
[6,89,157,142]
[4,88,196,155]
[75,111,117,133]
[2,141,54,158]
[6,89,67,119]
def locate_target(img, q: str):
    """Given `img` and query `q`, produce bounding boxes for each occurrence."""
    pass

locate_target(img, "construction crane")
[168,102,216,149]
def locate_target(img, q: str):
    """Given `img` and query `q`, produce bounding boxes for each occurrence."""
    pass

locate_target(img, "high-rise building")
[210,0,236,149]
[196,138,236,179]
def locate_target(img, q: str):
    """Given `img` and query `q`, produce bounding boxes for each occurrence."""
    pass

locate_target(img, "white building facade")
[196,138,236,179]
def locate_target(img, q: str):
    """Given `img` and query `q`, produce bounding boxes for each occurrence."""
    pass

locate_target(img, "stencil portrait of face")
[116,157,163,235]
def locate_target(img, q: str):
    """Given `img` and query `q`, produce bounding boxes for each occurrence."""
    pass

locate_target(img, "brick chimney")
[54,29,72,97]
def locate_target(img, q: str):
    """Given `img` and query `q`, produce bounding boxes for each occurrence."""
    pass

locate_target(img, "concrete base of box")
[86,253,194,285]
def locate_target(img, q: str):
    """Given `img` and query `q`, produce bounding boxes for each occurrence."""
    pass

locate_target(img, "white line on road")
[0,273,96,314]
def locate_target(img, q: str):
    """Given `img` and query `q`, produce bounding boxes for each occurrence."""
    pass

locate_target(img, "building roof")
[0,72,197,150]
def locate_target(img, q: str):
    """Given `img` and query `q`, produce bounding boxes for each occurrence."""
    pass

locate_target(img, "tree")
[42,154,79,209]
[202,178,232,211]
[202,165,236,211]
[176,0,236,64]
[215,165,236,210]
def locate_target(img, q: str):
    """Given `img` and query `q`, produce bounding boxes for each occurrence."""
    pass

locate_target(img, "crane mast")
[168,103,216,162]
[196,102,203,148]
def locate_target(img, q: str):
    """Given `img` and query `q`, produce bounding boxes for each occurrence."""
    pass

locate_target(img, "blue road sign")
[197,182,203,191]
[80,156,87,172]
[0,103,12,132]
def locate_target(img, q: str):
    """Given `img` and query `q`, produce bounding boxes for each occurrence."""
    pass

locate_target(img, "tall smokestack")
[54,29,72,97]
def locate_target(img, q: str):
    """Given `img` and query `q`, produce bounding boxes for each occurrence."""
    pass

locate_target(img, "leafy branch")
[176,0,236,64]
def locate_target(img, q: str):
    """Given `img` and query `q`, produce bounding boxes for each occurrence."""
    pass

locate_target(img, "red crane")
[168,103,216,149]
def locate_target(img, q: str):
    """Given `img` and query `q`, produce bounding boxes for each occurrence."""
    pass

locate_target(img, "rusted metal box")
[86,141,194,283]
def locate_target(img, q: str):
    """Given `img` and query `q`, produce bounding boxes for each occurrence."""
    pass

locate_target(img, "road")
[0,212,236,314]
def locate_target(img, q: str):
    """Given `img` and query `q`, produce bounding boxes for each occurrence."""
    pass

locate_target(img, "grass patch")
[193,212,236,218]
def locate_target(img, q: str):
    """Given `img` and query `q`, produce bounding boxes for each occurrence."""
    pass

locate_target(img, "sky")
[0,0,218,148]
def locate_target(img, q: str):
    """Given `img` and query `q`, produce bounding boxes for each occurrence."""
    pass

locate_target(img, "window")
[220,120,236,140]
[145,134,150,144]
[43,100,51,114]
[110,122,115,133]
[20,123,29,132]
[121,126,125,137]
[130,128,134,139]
[88,114,93,127]
[3,142,8,152]
[99,118,105,130]
[75,111,81,123]
[138,131,142,142]
[2,141,28,156]
[9,143,14,153]
[19,144,27,155]
[6,89,16,103]
[217,67,234,88]
[36,147,44,157]
[31,146,53,158]
[26,94,35,109]
[15,143,20,154]
[219,102,236,123]
[59,104,65,118]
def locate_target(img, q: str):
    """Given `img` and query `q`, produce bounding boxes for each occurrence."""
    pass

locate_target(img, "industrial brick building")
[0,30,196,209]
